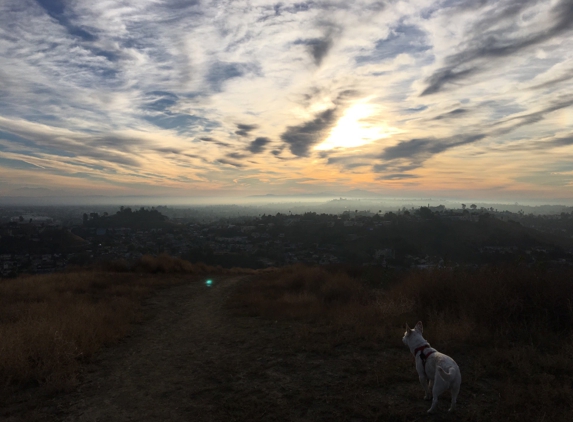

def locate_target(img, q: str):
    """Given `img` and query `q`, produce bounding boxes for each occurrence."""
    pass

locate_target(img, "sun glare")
[315,102,398,151]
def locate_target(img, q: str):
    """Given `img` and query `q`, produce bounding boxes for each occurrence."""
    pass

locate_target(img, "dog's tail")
[438,366,456,382]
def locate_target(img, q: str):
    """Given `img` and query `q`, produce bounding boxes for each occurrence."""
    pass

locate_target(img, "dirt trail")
[61,275,256,421]
[6,275,459,422]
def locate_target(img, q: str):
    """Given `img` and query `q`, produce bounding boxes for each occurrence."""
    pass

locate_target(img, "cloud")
[247,137,271,154]
[217,158,244,168]
[199,137,231,148]
[280,107,339,157]
[235,124,258,137]
[295,32,335,66]
[1,0,573,199]
[421,0,573,95]
[207,61,259,92]
[530,72,573,90]
[376,134,487,177]
[356,23,430,64]
[0,120,142,167]
[492,96,573,131]
[227,152,247,160]
[35,0,97,41]
[382,134,486,160]
[377,173,421,180]
[432,108,469,120]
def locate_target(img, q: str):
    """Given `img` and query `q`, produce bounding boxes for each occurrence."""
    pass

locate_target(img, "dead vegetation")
[231,264,573,421]
[3,256,573,420]
[0,254,249,394]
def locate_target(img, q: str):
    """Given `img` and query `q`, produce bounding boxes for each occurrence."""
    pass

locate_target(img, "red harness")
[414,344,435,370]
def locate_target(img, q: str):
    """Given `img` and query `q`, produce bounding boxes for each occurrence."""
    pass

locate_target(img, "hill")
[1,261,572,421]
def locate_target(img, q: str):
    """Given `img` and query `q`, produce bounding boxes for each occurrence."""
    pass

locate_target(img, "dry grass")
[95,253,256,275]
[0,271,189,393]
[0,254,244,394]
[231,264,573,420]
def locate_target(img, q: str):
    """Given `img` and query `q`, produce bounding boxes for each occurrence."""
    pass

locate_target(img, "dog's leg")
[419,376,431,400]
[427,377,449,414]
[449,378,461,412]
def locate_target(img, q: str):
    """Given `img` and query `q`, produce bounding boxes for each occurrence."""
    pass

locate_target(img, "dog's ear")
[415,321,423,333]
[404,322,411,331]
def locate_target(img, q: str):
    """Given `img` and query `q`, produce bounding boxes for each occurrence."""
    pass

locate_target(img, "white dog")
[402,321,462,413]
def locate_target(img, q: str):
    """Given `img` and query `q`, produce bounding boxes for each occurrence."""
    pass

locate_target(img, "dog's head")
[402,321,424,347]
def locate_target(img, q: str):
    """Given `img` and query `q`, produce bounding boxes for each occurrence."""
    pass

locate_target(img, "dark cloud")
[281,107,339,157]
[235,123,258,137]
[325,153,375,169]
[155,147,182,154]
[374,134,487,180]
[295,35,334,66]
[549,136,573,148]
[432,108,469,120]
[207,61,260,92]
[247,137,271,154]
[217,158,244,168]
[294,24,341,66]
[377,173,421,180]
[280,90,357,157]
[421,0,573,95]
[381,134,486,161]
[381,138,432,161]
[36,0,98,41]
[227,152,247,160]
[421,68,477,96]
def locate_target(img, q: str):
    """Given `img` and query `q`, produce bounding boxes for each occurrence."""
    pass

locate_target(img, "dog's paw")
[427,408,436,414]
[423,395,431,401]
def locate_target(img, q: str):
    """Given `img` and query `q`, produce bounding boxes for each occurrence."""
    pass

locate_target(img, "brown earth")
[2,276,484,422]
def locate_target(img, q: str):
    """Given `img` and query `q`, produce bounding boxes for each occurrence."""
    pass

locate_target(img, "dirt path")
[6,276,465,422]
[61,275,258,421]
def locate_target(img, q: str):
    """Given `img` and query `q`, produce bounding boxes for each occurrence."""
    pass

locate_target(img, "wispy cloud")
[0,0,572,200]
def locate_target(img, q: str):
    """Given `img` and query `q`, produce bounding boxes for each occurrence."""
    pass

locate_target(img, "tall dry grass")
[0,254,242,393]
[385,266,573,345]
[0,271,186,392]
[231,264,573,420]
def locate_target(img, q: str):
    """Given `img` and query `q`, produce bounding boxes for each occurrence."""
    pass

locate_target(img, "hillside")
[2,262,572,421]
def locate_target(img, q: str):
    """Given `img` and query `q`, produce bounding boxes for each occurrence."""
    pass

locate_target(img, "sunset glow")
[0,0,572,202]
[315,102,398,151]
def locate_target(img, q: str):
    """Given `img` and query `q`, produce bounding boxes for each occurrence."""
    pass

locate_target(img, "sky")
[0,0,572,203]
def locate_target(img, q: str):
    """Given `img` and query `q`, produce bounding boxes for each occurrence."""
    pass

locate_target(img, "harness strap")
[413,344,435,370]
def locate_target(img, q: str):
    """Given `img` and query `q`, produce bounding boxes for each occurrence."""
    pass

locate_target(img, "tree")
[419,207,434,219]
[470,204,477,210]
[461,204,466,210]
